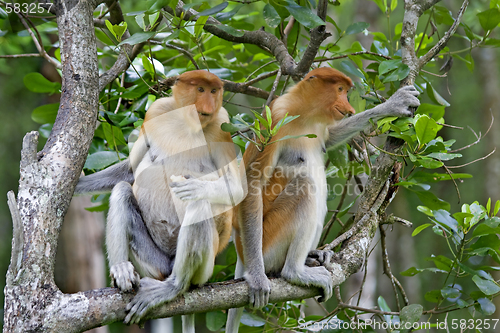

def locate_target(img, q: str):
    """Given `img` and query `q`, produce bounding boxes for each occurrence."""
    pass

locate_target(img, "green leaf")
[399,304,423,333]
[340,61,365,79]
[379,59,400,75]
[415,114,438,146]
[426,82,450,106]
[209,23,244,37]
[263,3,281,28]
[349,90,366,113]
[441,286,461,299]
[240,312,266,327]
[390,0,397,12]
[369,0,387,12]
[206,311,226,331]
[135,13,146,30]
[285,1,324,29]
[251,110,269,128]
[477,297,496,315]
[487,198,492,215]
[345,22,369,35]
[472,275,500,295]
[221,122,248,132]
[412,223,432,236]
[494,199,500,215]
[146,0,171,14]
[142,56,154,74]
[377,296,392,324]
[105,20,116,40]
[477,8,500,31]
[119,32,156,46]
[198,2,228,17]
[194,15,209,37]
[426,152,462,161]
[24,73,61,94]
[417,206,433,216]
[413,190,450,211]
[84,152,125,170]
[113,22,128,42]
[401,267,423,276]
[0,6,8,19]
[32,103,59,124]
[417,157,444,169]
[416,103,445,121]
[425,290,441,303]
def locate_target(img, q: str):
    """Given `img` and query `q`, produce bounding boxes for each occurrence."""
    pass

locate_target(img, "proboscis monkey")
[76,70,245,332]
[225,67,420,332]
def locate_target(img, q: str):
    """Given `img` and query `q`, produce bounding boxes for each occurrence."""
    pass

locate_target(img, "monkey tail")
[74,159,134,195]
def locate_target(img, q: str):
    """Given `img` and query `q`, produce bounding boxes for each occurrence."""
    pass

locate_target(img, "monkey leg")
[225,255,245,333]
[125,199,218,325]
[107,181,173,292]
[263,173,333,302]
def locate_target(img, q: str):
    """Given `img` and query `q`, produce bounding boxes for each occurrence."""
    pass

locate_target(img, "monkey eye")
[211,89,217,94]
[338,86,344,92]
[198,87,205,93]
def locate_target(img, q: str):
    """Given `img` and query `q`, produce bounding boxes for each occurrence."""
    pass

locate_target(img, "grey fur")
[74,159,134,195]
[326,85,420,147]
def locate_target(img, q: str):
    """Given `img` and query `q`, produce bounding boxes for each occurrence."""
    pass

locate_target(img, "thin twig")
[314,51,392,63]
[442,163,461,203]
[380,225,402,311]
[266,67,282,106]
[0,53,42,58]
[436,122,463,129]
[450,111,493,152]
[16,12,60,69]
[447,149,496,169]
[243,70,279,87]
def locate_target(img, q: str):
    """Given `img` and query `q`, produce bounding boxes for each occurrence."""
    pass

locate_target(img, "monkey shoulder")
[143,97,178,122]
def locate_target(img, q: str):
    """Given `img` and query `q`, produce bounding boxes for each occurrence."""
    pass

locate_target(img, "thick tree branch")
[163,0,296,75]
[157,76,273,100]
[294,0,332,79]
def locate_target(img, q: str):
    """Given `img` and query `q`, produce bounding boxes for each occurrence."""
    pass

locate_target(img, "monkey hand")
[244,270,271,309]
[110,261,140,292]
[379,85,420,118]
[171,178,232,205]
[124,277,173,325]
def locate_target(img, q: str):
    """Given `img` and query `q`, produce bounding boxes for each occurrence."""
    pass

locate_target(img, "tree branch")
[98,0,145,91]
[294,0,331,79]
[163,0,296,75]
[417,0,469,69]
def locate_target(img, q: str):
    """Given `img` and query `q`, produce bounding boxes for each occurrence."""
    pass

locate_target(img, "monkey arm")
[74,159,133,195]
[326,86,420,148]
[169,161,245,206]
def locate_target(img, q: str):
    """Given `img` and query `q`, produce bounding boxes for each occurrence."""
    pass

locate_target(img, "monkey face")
[330,83,355,121]
[194,85,222,127]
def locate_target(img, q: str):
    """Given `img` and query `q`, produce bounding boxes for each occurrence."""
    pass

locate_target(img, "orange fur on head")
[172,70,224,127]
[288,67,356,123]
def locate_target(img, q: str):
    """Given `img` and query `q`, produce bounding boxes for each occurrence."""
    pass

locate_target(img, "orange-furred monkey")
[225,67,419,332]
[75,70,245,332]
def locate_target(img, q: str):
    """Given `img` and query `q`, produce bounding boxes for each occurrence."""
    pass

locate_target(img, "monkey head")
[172,70,224,128]
[302,67,356,122]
